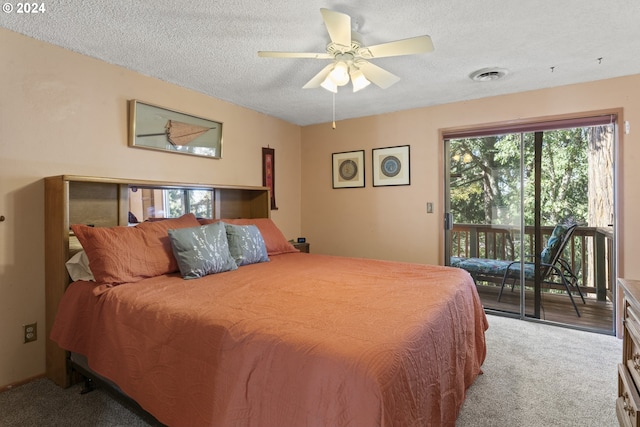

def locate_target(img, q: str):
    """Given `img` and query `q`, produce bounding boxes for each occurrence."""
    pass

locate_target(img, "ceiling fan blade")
[258,51,333,59]
[320,8,352,47]
[302,63,335,89]
[357,61,401,89]
[364,35,434,58]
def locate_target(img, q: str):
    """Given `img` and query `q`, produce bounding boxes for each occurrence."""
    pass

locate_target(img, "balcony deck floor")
[476,283,614,334]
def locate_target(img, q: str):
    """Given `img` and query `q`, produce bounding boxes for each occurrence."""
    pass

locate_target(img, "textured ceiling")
[2,0,640,126]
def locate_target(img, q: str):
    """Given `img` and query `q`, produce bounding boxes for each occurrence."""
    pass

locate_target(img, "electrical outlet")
[24,322,37,343]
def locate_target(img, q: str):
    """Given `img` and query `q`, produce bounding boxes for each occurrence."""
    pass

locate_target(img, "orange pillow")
[71,213,201,285]
[199,218,298,256]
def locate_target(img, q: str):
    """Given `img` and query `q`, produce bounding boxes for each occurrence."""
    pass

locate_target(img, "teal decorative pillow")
[224,223,270,266]
[168,222,237,279]
[541,224,568,264]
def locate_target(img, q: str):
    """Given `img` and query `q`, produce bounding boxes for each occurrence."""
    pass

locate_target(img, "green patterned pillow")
[168,222,238,279]
[224,223,270,266]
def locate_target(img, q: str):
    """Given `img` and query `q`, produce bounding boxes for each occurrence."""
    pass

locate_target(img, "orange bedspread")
[51,253,487,427]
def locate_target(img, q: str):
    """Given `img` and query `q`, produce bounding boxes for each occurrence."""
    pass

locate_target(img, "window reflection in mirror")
[128,187,213,223]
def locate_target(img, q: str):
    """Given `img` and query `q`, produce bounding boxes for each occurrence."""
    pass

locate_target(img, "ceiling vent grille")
[469,68,509,82]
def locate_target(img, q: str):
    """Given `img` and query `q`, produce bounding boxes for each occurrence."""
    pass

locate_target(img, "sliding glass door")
[444,116,616,334]
[446,133,526,317]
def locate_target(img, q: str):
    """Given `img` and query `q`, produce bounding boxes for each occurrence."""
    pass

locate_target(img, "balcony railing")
[450,224,614,302]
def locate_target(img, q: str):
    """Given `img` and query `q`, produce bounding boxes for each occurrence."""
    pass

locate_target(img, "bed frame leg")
[80,377,96,395]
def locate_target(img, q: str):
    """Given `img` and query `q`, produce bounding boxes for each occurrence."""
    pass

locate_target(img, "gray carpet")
[0,314,622,426]
[457,314,621,426]
[0,377,153,426]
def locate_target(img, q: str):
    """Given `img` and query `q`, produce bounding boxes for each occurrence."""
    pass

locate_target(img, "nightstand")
[292,242,310,253]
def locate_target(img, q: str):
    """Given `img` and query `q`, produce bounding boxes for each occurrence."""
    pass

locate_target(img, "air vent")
[469,68,509,82]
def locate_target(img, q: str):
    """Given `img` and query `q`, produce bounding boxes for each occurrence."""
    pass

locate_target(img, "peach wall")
[301,75,639,278]
[0,29,301,387]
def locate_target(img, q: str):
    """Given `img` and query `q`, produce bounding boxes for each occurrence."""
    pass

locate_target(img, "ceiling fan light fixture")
[350,68,371,92]
[320,77,338,93]
[259,9,435,94]
[329,61,350,86]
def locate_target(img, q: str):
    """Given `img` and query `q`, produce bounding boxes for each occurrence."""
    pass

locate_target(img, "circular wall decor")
[381,156,401,177]
[339,159,358,180]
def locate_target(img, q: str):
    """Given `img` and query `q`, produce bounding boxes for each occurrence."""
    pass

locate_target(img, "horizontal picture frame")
[372,145,410,187]
[332,150,365,188]
[128,100,223,159]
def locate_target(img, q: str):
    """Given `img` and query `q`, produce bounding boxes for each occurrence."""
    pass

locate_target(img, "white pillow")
[65,250,95,282]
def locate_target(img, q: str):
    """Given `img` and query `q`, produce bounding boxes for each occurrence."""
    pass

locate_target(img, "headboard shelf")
[57,174,269,191]
[44,175,270,387]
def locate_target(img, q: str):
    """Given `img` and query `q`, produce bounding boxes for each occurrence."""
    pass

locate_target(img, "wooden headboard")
[44,175,270,387]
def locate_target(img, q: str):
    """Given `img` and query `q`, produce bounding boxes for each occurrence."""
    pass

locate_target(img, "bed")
[45,176,487,427]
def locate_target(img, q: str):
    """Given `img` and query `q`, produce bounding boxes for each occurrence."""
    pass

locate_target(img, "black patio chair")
[451,223,586,317]
[496,223,586,317]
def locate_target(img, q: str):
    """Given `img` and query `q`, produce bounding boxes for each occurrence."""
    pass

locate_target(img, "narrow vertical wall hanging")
[262,147,278,210]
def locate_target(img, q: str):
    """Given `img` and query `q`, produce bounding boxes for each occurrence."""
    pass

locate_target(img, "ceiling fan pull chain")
[332,92,336,130]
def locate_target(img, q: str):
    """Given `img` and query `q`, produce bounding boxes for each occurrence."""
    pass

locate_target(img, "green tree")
[450,128,589,227]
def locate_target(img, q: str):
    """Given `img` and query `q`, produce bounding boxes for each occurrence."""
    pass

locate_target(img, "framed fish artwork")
[128,100,223,159]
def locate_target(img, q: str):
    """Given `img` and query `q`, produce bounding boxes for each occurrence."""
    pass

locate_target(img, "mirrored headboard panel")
[128,186,215,223]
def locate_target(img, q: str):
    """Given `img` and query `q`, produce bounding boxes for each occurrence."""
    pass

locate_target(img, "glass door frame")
[444,133,529,319]
[442,112,619,333]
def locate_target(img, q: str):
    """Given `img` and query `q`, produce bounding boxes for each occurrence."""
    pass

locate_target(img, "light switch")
[426,202,434,214]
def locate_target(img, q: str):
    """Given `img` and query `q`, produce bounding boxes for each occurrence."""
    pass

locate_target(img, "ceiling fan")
[258,8,434,93]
